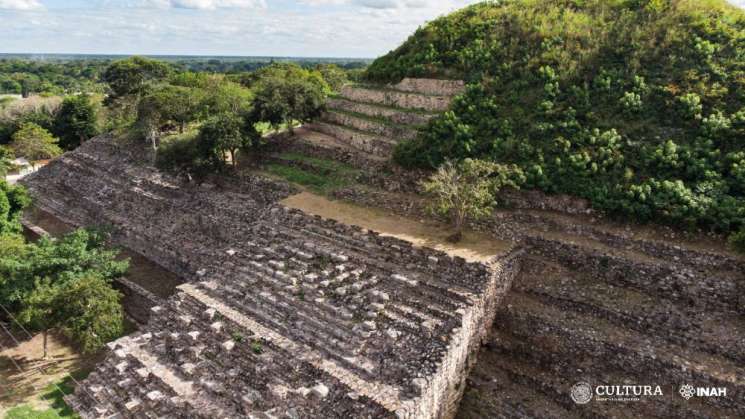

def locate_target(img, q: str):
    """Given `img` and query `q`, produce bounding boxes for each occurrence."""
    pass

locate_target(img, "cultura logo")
[571,382,593,405]
[679,384,695,400]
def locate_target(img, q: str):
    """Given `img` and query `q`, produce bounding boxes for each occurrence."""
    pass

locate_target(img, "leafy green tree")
[315,64,348,92]
[136,84,205,139]
[250,64,328,133]
[53,94,98,150]
[198,113,258,168]
[102,56,171,102]
[0,146,12,177]
[10,122,62,165]
[19,275,123,358]
[421,159,523,242]
[201,77,253,116]
[0,228,129,313]
[0,180,30,235]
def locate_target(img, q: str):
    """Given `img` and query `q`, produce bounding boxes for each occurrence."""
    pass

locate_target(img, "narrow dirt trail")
[281,191,512,263]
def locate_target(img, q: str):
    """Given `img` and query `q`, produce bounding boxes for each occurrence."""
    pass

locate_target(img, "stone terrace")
[296,78,465,162]
[21,136,521,418]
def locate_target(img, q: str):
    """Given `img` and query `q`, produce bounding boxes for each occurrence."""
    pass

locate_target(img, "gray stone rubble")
[21,130,520,419]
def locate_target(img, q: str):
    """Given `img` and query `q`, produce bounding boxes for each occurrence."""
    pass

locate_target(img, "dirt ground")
[0,329,102,416]
[281,191,512,263]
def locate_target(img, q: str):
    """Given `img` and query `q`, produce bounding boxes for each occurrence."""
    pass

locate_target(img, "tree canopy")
[0,228,128,312]
[0,180,30,236]
[421,158,524,242]
[53,94,98,150]
[250,64,328,131]
[0,227,128,356]
[102,56,172,101]
[198,112,259,169]
[10,122,62,163]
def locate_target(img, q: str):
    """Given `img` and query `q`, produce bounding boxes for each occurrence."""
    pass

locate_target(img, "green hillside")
[367,0,745,238]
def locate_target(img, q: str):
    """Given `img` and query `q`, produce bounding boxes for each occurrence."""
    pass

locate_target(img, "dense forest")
[367,0,745,244]
[0,55,368,97]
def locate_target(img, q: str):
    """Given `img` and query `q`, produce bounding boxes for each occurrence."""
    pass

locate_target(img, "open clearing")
[0,331,101,418]
[281,191,512,262]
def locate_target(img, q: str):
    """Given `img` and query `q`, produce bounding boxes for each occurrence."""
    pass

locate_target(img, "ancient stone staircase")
[459,235,745,418]
[21,135,525,419]
[328,186,745,418]
[294,78,464,162]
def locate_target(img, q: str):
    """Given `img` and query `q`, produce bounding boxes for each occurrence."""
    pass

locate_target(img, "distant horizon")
[0,53,375,61]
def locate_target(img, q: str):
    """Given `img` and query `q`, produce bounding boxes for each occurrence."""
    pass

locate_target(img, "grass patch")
[277,153,357,174]
[4,371,89,419]
[266,164,352,193]
[266,153,360,193]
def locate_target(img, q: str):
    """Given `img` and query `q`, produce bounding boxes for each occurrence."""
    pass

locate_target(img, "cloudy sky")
[0,0,743,58]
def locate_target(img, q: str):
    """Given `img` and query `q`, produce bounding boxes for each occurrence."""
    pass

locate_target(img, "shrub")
[729,229,745,254]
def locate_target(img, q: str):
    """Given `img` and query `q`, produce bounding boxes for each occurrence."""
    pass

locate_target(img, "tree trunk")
[448,210,465,243]
[230,150,237,167]
[286,119,294,135]
[150,134,158,165]
[42,330,48,359]
[179,123,185,134]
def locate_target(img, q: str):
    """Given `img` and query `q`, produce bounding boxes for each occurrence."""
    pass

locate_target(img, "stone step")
[457,352,574,419]
[515,255,745,364]
[307,122,398,158]
[489,206,745,273]
[480,329,735,419]
[339,85,453,112]
[494,292,745,416]
[525,235,744,314]
[390,78,466,97]
[320,110,418,142]
[291,127,388,163]
[326,98,435,126]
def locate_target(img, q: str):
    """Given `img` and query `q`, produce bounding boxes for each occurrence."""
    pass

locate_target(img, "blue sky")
[0,0,743,58]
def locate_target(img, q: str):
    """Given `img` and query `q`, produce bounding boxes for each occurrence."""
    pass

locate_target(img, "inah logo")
[571,382,593,404]
[678,384,727,399]
[679,384,695,400]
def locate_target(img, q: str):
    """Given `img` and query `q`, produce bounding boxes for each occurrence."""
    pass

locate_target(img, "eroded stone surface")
[22,136,521,419]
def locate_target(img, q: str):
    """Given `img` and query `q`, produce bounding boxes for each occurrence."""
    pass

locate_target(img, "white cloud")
[0,0,43,10]
[0,0,481,57]
[146,0,266,9]
[302,0,455,9]
[728,0,744,8]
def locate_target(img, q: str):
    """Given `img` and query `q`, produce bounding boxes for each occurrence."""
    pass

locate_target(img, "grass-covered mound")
[367,0,745,236]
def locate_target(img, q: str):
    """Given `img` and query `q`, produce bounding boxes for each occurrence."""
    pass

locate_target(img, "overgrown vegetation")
[369,0,745,243]
[421,158,524,242]
[265,153,359,193]
[0,183,128,358]
[4,373,82,419]
[0,56,355,168]
[101,56,337,176]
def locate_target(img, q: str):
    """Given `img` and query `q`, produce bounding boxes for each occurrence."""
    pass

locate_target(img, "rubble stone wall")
[392,78,466,97]
[23,135,521,419]
[308,122,396,157]
[340,86,453,112]
[114,277,166,324]
[321,110,418,141]
[326,98,434,126]
[526,236,744,313]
